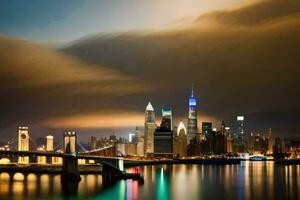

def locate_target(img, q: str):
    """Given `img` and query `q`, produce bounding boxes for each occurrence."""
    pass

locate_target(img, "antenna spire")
[191,83,195,98]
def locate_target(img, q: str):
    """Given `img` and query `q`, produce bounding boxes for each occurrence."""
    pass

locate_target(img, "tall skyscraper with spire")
[187,85,198,143]
[144,102,156,157]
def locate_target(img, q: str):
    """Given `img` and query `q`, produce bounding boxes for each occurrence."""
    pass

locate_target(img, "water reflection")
[1,162,300,200]
[0,173,103,200]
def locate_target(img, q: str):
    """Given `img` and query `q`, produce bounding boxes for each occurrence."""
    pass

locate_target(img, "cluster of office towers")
[144,86,250,158]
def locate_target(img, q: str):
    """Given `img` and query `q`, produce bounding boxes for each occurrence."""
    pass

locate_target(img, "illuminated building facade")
[135,127,144,156]
[187,85,198,143]
[46,135,54,151]
[225,127,233,153]
[173,121,187,158]
[236,116,245,139]
[267,128,273,154]
[18,126,30,164]
[144,102,156,157]
[160,108,172,130]
[249,133,268,154]
[154,108,173,158]
[234,116,245,152]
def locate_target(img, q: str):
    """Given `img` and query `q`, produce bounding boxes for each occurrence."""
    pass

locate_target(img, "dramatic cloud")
[0,36,147,140]
[63,0,300,136]
[1,0,300,142]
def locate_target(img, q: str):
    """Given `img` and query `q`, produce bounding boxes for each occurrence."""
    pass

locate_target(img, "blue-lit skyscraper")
[187,85,198,143]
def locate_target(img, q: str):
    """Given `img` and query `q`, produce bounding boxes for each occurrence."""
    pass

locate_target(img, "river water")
[0,161,299,200]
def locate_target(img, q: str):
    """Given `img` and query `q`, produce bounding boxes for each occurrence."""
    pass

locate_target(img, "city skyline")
[1,1,300,200]
[1,0,300,141]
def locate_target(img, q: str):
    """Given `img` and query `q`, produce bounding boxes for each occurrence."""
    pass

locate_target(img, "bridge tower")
[46,135,54,164]
[61,131,81,182]
[18,127,29,164]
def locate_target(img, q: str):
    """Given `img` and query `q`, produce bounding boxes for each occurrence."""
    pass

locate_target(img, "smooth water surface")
[1,161,300,200]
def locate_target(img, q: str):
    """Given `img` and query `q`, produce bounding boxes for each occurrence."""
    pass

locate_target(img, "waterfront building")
[154,110,173,158]
[173,121,187,158]
[225,127,231,137]
[233,116,246,152]
[154,127,173,158]
[267,128,273,154]
[273,137,286,159]
[18,126,30,164]
[135,127,144,156]
[202,131,227,154]
[225,127,233,153]
[237,116,245,137]
[187,85,198,144]
[283,136,300,158]
[46,135,54,151]
[187,137,201,156]
[220,120,226,135]
[160,108,172,129]
[249,133,268,154]
[144,102,156,157]
[202,122,212,138]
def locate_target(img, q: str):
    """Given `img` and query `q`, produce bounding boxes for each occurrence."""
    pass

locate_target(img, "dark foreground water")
[0,161,300,200]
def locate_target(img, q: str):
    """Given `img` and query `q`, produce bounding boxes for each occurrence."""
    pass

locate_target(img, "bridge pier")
[102,164,120,185]
[61,155,81,182]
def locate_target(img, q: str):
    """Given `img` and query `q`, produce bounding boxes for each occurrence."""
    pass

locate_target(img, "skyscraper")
[160,108,172,129]
[46,135,54,151]
[220,120,226,135]
[144,102,156,157]
[174,121,187,158]
[135,127,144,156]
[202,122,212,138]
[187,85,198,143]
[234,116,245,152]
[267,128,273,154]
[237,116,245,139]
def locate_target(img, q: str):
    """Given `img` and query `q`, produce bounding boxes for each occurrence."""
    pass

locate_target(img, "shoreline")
[124,158,241,167]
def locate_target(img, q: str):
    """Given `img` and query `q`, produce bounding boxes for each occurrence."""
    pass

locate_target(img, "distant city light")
[237,116,244,121]
[129,133,135,143]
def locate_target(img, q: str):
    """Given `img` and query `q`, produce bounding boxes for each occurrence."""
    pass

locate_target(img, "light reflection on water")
[1,162,300,200]
[0,173,103,200]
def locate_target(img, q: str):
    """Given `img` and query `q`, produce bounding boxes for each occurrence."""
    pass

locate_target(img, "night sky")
[0,0,300,143]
